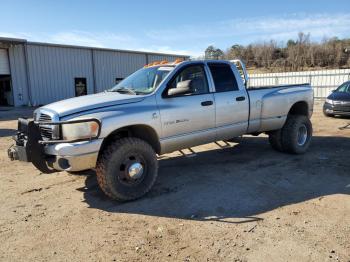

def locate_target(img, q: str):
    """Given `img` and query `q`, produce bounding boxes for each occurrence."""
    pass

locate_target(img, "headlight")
[61,120,100,141]
[325,98,333,104]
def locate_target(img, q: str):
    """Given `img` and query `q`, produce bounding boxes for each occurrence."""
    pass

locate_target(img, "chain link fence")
[248,69,350,98]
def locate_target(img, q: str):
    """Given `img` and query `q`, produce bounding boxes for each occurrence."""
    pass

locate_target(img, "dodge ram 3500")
[8,59,314,201]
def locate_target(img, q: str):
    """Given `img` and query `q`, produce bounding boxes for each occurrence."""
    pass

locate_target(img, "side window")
[167,65,209,96]
[208,63,239,92]
[338,82,350,92]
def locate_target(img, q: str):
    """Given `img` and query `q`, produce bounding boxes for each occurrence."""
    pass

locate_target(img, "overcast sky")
[1,0,350,57]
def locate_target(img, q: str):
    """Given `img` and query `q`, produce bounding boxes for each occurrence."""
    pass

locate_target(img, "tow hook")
[7,146,19,161]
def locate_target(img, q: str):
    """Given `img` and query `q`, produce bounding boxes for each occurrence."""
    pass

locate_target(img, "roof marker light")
[174,58,184,64]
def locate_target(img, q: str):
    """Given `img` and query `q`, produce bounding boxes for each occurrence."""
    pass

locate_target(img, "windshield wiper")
[111,87,137,95]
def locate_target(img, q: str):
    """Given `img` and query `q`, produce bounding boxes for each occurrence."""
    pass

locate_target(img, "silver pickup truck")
[8,59,314,201]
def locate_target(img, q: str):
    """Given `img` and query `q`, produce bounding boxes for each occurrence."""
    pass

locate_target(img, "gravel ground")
[0,101,349,262]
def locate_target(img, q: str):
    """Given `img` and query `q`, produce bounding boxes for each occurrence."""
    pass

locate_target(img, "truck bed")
[246,83,313,134]
[247,83,310,91]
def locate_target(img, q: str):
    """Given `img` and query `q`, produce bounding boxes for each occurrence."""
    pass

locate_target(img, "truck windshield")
[109,66,174,94]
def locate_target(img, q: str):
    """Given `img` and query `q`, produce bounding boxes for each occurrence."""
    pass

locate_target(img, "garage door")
[0,49,10,75]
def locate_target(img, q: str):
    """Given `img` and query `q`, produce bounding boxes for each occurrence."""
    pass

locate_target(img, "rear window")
[208,63,239,92]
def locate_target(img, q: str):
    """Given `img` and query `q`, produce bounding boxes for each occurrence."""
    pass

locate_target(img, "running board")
[179,148,197,158]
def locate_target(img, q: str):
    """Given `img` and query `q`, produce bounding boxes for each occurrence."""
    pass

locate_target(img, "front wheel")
[323,111,334,117]
[281,115,312,154]
[96,137,158,201]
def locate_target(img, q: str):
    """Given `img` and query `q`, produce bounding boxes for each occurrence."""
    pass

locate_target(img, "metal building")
[0,37,188,107]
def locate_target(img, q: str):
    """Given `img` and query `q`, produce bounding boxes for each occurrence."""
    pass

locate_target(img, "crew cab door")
[207,62,249,140]
[156,63,216,152]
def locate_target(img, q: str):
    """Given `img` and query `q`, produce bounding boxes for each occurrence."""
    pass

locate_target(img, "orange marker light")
[90,121,99,136]
[174,58,184,64]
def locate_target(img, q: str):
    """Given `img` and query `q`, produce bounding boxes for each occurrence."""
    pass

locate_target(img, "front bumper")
[8,118,102,173]
[45,140,102,171]
[323,102,350,116]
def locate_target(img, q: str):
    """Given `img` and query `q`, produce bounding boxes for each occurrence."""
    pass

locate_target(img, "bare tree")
[205,46,224,60]
[204,33,350,72]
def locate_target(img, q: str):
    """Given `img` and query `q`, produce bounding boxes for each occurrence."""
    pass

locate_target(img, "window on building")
[75,78,87,96]
[115,78,124,85]
[208,63,239,92]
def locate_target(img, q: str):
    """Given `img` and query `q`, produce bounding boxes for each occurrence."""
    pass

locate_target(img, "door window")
[208,63,239,92]
[166,65,209,96]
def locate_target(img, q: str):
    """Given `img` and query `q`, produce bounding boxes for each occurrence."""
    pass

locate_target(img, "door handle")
[236,96,246,101]
[201,101,213,106]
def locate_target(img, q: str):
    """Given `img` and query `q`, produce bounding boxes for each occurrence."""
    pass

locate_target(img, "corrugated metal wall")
[93,52,186,93]
[147,54,182,63]
[8,44,28,106]
[26,44,94,105]
[7,41,188,106]
[93,50,147,93]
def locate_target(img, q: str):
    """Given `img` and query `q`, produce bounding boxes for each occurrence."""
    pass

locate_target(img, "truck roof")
[144,59,237,69]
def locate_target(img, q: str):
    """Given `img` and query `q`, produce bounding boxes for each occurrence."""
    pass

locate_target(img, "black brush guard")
[8,118,56,173]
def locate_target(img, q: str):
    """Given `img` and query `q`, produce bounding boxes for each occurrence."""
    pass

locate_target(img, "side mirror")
[167,80,192,96]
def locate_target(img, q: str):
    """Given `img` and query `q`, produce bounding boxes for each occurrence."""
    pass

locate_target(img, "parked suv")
[323,81,350,117]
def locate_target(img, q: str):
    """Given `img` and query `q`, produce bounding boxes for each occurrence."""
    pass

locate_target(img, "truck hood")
[40,92,145,117]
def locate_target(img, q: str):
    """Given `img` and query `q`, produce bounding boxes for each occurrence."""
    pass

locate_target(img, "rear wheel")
[268,129,283,152]
[281,115,312,154]
[96,137,158,201]
[268,115,312,154]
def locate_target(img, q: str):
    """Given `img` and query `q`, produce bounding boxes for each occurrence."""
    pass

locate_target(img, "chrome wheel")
[128,162,144,179]
[118,154,146,186]
[297,124,308,146]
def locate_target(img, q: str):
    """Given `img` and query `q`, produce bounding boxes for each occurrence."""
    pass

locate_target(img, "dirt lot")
[0,101,349,262]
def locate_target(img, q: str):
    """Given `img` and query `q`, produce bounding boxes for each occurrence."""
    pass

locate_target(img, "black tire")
[96,137,158,201]
[281,115,312,154]
[268,129,283,152]
[67,170,93,175]
[323,111,334,117]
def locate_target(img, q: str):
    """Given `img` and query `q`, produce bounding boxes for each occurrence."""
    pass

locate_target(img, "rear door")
[207,62,249,140]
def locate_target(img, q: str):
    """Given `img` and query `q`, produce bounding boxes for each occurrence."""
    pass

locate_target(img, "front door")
[156,64,216,152]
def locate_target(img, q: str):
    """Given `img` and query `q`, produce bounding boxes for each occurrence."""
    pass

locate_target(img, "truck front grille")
[38,113,53,140]
[38,113,52,122]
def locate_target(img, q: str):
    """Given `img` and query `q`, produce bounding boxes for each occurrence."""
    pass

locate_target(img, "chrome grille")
[333,106,350,112]
[333,101,350,106]
[38,113,52,122]
[38,113,53,139]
